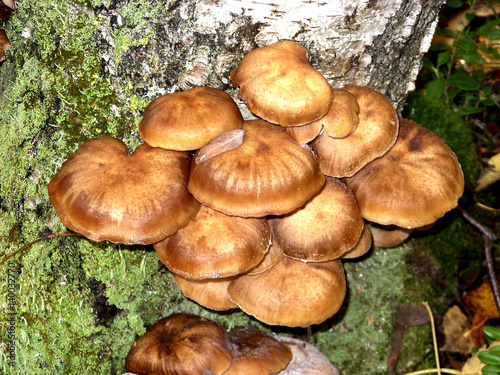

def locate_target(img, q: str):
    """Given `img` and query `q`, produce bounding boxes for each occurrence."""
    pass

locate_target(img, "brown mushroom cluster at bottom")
[125,313,295,375]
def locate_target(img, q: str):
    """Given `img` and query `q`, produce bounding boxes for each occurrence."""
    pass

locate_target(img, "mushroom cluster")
[124,313,338,375]
[48,40,465,329]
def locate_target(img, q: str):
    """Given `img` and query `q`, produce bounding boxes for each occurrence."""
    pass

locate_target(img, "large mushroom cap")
[188,120,325,217]
[311,86,399,177]
[228,257,346,327]
[344,118,465,228]
[154,205,271,279]
[125,313,234,375]
[272,177,364,262]
[48,136,200,245]
[139,86,243,151]
[230,40,332,126]
[223,327,293,375]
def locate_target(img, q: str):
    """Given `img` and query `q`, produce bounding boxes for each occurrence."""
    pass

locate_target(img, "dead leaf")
[440,305,475,354]
[394,304,431,326]
[462,340,500,375]
[476,153,500,192]
[463,277,500,320]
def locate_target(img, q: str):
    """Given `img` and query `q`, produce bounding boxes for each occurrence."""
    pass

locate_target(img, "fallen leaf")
[440,305,475,354]
[462,340,500,375]
[476,153,500,192]
[394,304,431,326]
[463,277,500,320]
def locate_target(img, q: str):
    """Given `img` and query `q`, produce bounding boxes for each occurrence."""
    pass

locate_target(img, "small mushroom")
[340,224,373,259]
[154,204,271,279]
[139,86,243,151]
[369,224,414,248]
[172,273,238,311]
[223,327,293,375]
[344,118,465,228]
[230,40,332,126]
[188,120,325,217]
[48,136,200,245]
[311,86,399,177]
[125,313,234,375]
[272,177,364,262]
[228,256,346,327]
[0,29,11,62]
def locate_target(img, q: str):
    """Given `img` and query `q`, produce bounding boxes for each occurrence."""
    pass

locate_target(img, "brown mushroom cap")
[246,227,284,275]
[228,257,346,327]
[272,177,364,261]
[230,40,332,126]
[340,224,373,259]
[311,86,399,177]
[139,86,244,151]
[285,121,323,144]
[125,313,234,375]
[154,204,271,279]
[223,327,293,375]
[188,120,325,217]
[48,136,200,245]
[172,273,238,311]
[344,118,465,228]
[370,224,414,248]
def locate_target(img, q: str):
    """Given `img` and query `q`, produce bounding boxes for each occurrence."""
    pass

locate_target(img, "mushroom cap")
[344,118,465,228]
[370,224,414,248]
[228,257,346,327]
[125,313,234,375]
[285,121,323,144]
[340,224,373,259]
[246,227,284,275]
[230,40,332,126]
[188,120,325,217]
[48,136,200,245]
[172,273,238,311]
[223,327,293,375]
[139,87,244,151]
[154,205,271,279]
[311,86,399,177]
[272,177,364,261]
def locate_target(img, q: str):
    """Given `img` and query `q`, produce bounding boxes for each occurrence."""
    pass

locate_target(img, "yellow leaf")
[476,153,500,192]
[463,277,500,319]
[462,340,500,375]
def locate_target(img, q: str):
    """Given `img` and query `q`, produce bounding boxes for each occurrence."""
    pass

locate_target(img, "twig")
[0,233,84,266]
[458,207,500,313]
[423,302,440,375]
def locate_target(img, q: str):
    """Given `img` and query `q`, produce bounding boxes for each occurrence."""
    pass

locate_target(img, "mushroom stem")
[458,207,500,313]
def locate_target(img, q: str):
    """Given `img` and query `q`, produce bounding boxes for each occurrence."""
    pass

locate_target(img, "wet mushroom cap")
[139,86,244,151]
[223,327,293,375]
[48,136,200,245]
[311,86,399,177]
[272,177,364,262]
[154,205,271,279]
[344,118,465,228]
[230,40,332,126]
[340,224,372,259]
[172,273,238,311]
[228,257,346,327]
[188,120,325,217]
[125,313,234,375]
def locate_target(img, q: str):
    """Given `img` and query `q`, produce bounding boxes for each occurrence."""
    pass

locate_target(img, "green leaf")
[478,351,500,364]
[422,57,435,71]
[477,20,500,33]
[447,71,481,90]
[484,326,500,341]
[430,43,453,51]
[447,0,463,7]
[427,79,445,98]
[479,28,500,40]
[437,29,456,37]
[487,346,500,355]
[482,364,500,375]
[437,51,452,67]
[478,44,500,58]
[465,12,475,22]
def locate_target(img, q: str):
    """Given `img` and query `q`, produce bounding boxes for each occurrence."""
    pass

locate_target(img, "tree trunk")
[0,0,445,374]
